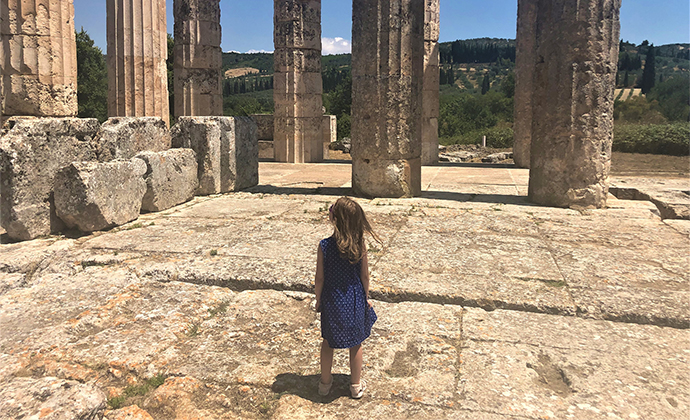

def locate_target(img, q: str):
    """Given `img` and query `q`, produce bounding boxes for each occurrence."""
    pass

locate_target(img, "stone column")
[107,0,170,126]
[528,0,621,208]
[351,0,424,198]
[0,0,78,123]
[273,0,323,163]
[174,0,223,117]
[512,0,537,169]
[421,0,440,166]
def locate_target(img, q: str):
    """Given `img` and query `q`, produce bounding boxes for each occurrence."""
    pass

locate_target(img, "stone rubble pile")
[1,116,258,241]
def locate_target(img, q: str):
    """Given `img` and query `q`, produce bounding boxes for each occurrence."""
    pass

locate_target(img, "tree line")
[440,39,516,64]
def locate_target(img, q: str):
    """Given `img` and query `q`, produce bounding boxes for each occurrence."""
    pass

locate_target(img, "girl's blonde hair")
[330,196,381,264]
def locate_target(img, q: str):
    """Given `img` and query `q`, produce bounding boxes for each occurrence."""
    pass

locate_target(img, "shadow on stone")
[432,162,516,169]
[421,191,536,206]
[271,373,351,404]
[246,185,353,197]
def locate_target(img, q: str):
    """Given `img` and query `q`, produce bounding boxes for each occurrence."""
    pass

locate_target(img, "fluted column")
[421,0,440,166]
[528,0,621,208]
[513,0,537,169]
[174,0,222,117]
[107,0,170,125]
[0,0,78,122]
[273,0,323,163]
[351,0,424,198]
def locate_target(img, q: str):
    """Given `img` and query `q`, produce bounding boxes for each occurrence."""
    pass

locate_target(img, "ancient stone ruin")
[273,0,324,163]
[351,0,425,198]
[0,0,624,244]
[527,0,621,208]
[174,0,224,117]
[0,0,78,126]
[422,0,441,166]
[106,0,170,125]
[512,0,537,169]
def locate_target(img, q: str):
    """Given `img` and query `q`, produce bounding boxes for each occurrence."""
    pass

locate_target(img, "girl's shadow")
[272,373,351,404]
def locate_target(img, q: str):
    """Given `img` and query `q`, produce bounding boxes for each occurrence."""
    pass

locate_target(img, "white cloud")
[246,49,274,54]
[322,37,351,55]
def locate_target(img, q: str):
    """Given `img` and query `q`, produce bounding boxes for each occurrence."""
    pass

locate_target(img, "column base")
[352,157,421,198]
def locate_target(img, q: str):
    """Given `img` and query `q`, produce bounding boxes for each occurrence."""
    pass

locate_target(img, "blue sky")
[74,0,689,54]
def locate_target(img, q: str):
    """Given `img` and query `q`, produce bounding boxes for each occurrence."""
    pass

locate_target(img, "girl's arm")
[360,249,371,304]
[314,244,325,311]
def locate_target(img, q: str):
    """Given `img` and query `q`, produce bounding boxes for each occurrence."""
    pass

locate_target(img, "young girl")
[314,196,380,399]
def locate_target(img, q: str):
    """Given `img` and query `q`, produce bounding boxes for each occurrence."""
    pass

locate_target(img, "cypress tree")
[448,67,455,86]
[481,75,490,94]
[623,71,629,87]
[641,45,656,94]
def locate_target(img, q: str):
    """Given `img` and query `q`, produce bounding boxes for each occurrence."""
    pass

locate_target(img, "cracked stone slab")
[460,308,689,420]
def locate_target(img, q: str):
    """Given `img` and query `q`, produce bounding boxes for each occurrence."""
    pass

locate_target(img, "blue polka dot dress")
[320,236,377,349]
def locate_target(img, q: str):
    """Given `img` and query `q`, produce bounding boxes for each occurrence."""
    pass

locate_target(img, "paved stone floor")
[0,162,688,420]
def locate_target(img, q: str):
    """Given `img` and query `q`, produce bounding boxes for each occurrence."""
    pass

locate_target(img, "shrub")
[613,123,690,156]
[440,126,514,148]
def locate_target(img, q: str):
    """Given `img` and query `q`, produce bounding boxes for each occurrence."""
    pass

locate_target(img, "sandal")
[318,378,333,396]
[350,379,366,399]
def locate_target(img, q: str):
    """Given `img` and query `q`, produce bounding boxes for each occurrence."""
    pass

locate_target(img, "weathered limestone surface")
[53,160,147,232]
[0,118,99,240]
[528,0,621,208]
[107,0,170,125]
[273,0,323,163]
[512,0,537,169]
[351,0,425,197]
[95,117,172,162]
[171,116,259,195]
[174,0,223,117]
[135,149,199,213]
[0,174,687,418]
[0,377,106,420]
[0,0,78,121]
[610,176,690,220]
[422,0,440,166]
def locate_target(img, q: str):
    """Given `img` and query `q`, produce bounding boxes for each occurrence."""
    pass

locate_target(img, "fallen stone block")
[0,117,99,240]
[95,117,171,161]
[135,149,199,213]
[0,377,106,420]
[482,152,514,163]
[439,151,478,163]
[54,160,147,232]
[171,116,258,195]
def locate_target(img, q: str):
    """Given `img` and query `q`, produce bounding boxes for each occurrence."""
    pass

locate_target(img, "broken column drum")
[512,0,537,169]
[528,0,621,208]
[174,0,223,117]
[0,0,78,123]
[273,0,324,163]
[422,0,440,166]
[351,0,425,198]
[107,0,170,125]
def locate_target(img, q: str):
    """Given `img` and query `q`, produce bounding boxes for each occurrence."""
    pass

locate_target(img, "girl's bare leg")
[349,344,363,384]
[320,340,334,384]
